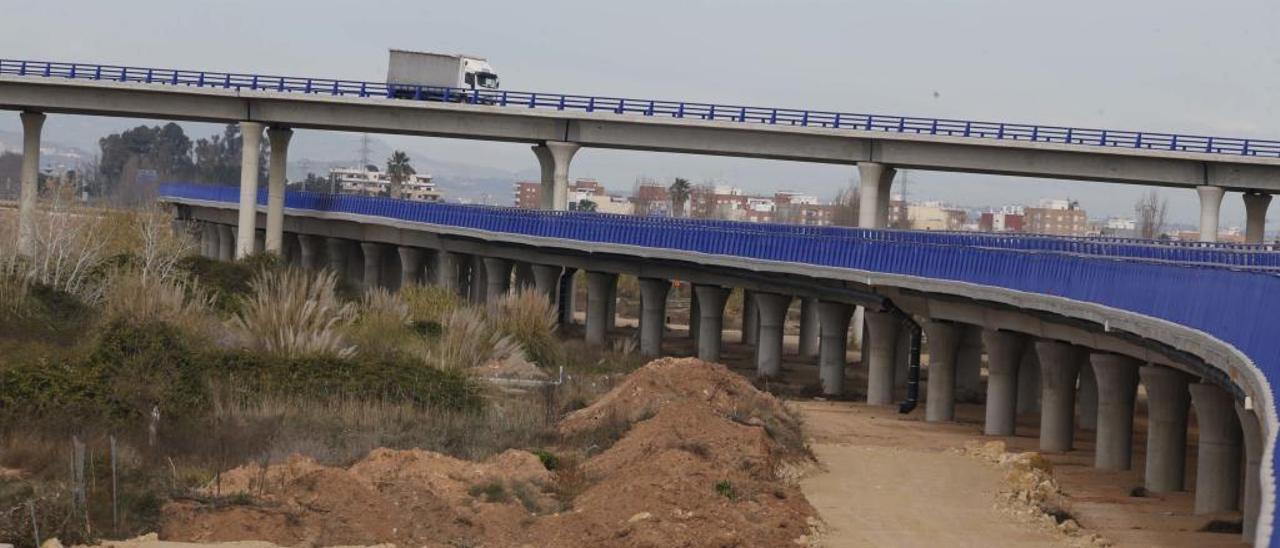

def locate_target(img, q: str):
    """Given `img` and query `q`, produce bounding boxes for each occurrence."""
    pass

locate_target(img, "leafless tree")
[1134,190,1168,239]
[831,181,861,227]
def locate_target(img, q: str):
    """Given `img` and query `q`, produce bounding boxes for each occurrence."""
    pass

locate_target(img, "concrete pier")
[235,121,264,259]
[798,297,820,358]
[1188,382,1242,514]
[201,224,217,258]
[1243,191,1271,244]
[865,310,902,406]
[1196,185,1225,242]
[956,325,985,403]
[532,141,580,210]
[753,292,791,378]
[585,271,617,346]
[922,320,963,422]
[531,264,563,305]
[817,301,852,396]
[325,238,350,277]
[435,250,460,293]
[741,289,759,345]
[298,234,322,270]
[360,242,385,288]
[1077,363,1098,431]
[264,127,292,254]
[1017,346,1041,415]
[1035,341,1081,452]
[638,278,671,357]
[17,111,44,256]
[398,246,424,287]
[513,262,535,291]
[1236,403,1263,541]
[694,284,730,362]
[982,329,1026,436]
[857,162,896,228]
[482,257,512,303]
[1139,366,1190,492]
[217,225,235,261]
[1091,353,1139,471]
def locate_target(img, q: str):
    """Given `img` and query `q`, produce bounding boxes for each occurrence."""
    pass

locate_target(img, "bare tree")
[831,181,861,227]
[1134,190,1168,239]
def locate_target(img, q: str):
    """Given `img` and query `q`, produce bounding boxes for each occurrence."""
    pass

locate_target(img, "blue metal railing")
[158,182,1280,544]
[5,58,1279,159]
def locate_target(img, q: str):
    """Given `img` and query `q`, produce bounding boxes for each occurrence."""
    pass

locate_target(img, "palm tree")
[577,199,598,212]
[386,151,415,200]
[668,177,691,218]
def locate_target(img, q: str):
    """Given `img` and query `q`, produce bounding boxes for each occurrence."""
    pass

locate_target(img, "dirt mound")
[161,357,817,547]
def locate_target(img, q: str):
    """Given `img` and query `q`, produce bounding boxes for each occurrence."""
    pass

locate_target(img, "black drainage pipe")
[895,307,922,414]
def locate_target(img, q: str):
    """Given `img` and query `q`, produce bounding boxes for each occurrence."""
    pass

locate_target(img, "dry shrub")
[345,287,420,359]
[6,191,110,302]
[401,283,463,325]
[230,268,356,358]
[100,269,218,340]
[488,289,559,366]
[429,307,521,371]
[0,272,31,320]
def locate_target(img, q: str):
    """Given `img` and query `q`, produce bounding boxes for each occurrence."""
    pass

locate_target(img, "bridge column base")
[982,329,1026,436]
[1036,341,1082,452]
[1140,365,1190,492]
[817,301,852,396]
[1189,382,1242,514]
[1092,353,1139,471]
[922,320,963,422]
[694,284,730,363]
[753,292,791,378]
[865,310,902,406]
[638,278,671,358]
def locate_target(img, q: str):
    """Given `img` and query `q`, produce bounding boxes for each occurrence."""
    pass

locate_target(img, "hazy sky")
[2,0,1278,226]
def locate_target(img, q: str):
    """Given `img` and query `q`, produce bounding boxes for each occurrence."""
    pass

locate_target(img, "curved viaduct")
[3,58,1280,545]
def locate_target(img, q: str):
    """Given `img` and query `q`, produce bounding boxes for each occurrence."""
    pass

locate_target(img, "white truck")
[386,49,499,101]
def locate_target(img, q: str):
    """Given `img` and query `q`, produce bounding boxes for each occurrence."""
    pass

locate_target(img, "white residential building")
[330,166,440,202]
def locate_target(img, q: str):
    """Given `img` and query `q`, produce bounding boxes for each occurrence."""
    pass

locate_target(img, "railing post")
[68,64,76,79]
[833,112,842,128]
[1206,136,1215,153]
[964,121,971,136]
[94,65,101,80]
[558,95,565,110]
[996,123,1005,139]
[18,60,26,76]
[801,111,809,126]
[1135,133,1143,149]
[1065,127,1073,143]
[770,109,778,124]
[1099,129,1108,146]
[587,96,595,112]
[145,68,153,83]
[1170,134,1178,151]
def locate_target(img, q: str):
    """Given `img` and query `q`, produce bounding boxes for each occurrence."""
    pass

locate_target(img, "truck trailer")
[386,49,499,101]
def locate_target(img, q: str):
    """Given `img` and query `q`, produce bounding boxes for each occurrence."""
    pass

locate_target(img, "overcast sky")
[2,0,1278,226]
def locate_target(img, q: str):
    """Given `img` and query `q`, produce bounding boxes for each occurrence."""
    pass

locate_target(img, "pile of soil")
[161,357,817,547]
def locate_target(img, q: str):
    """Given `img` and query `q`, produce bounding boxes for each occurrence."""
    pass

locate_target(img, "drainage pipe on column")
[894,305,922,414]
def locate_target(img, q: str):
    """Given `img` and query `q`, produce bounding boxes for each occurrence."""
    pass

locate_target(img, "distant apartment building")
[633,182,671,216]
[1024,199,1088,236]
[906,202,967,231]
[330,166,440,202]
[513,178,606,209]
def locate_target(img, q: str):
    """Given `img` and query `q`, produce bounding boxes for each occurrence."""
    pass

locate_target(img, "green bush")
[176,254,281,313]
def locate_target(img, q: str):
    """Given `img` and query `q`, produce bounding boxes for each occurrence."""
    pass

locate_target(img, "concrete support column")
[513,262,535,291]
[297,234,322,270]
[1035,341,1082,453]
[982,329,1026,436]
[1091,353,1140,471]
[689,287,700,342]
[559,268,578,325]
[398,246,425,287]
[532,141,581,211]
[694,284,730,362]
[864,310,902,406]
[753,292,791,378]
[264,127,292,254]
[360,242,385,288]
[201,224,217,258]
[1188,382,1242,514]
[1196,185,1225,242]
[817,301,853,396]
[1243,192,1271,244]
[798,297,820,358]
[1139,366,1190,493]
[16,111,45,256]
[325,238,351,277]
[857,162,897,228]
[585,271,617,346]
[531,264,563,305]
[922,320,963,422]
[235,121,264,259]
[483,257,513,303]
[956,325,985,403]
[1078,360,1099,431]
[217,225,235,261]
[638,278,671,358]
[1017,345,1041,415]
[894,326,911,391]
[1235,403,1262,541]
[741,289,759,345]
[435,250,459,293]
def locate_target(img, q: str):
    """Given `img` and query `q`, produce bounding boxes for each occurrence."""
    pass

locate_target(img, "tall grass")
[401,282,463,325]
[99,269,217,340]
[344,286,421,359]
[429,307,522,371]
[488,289,559,366]
[230,268,356,358]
